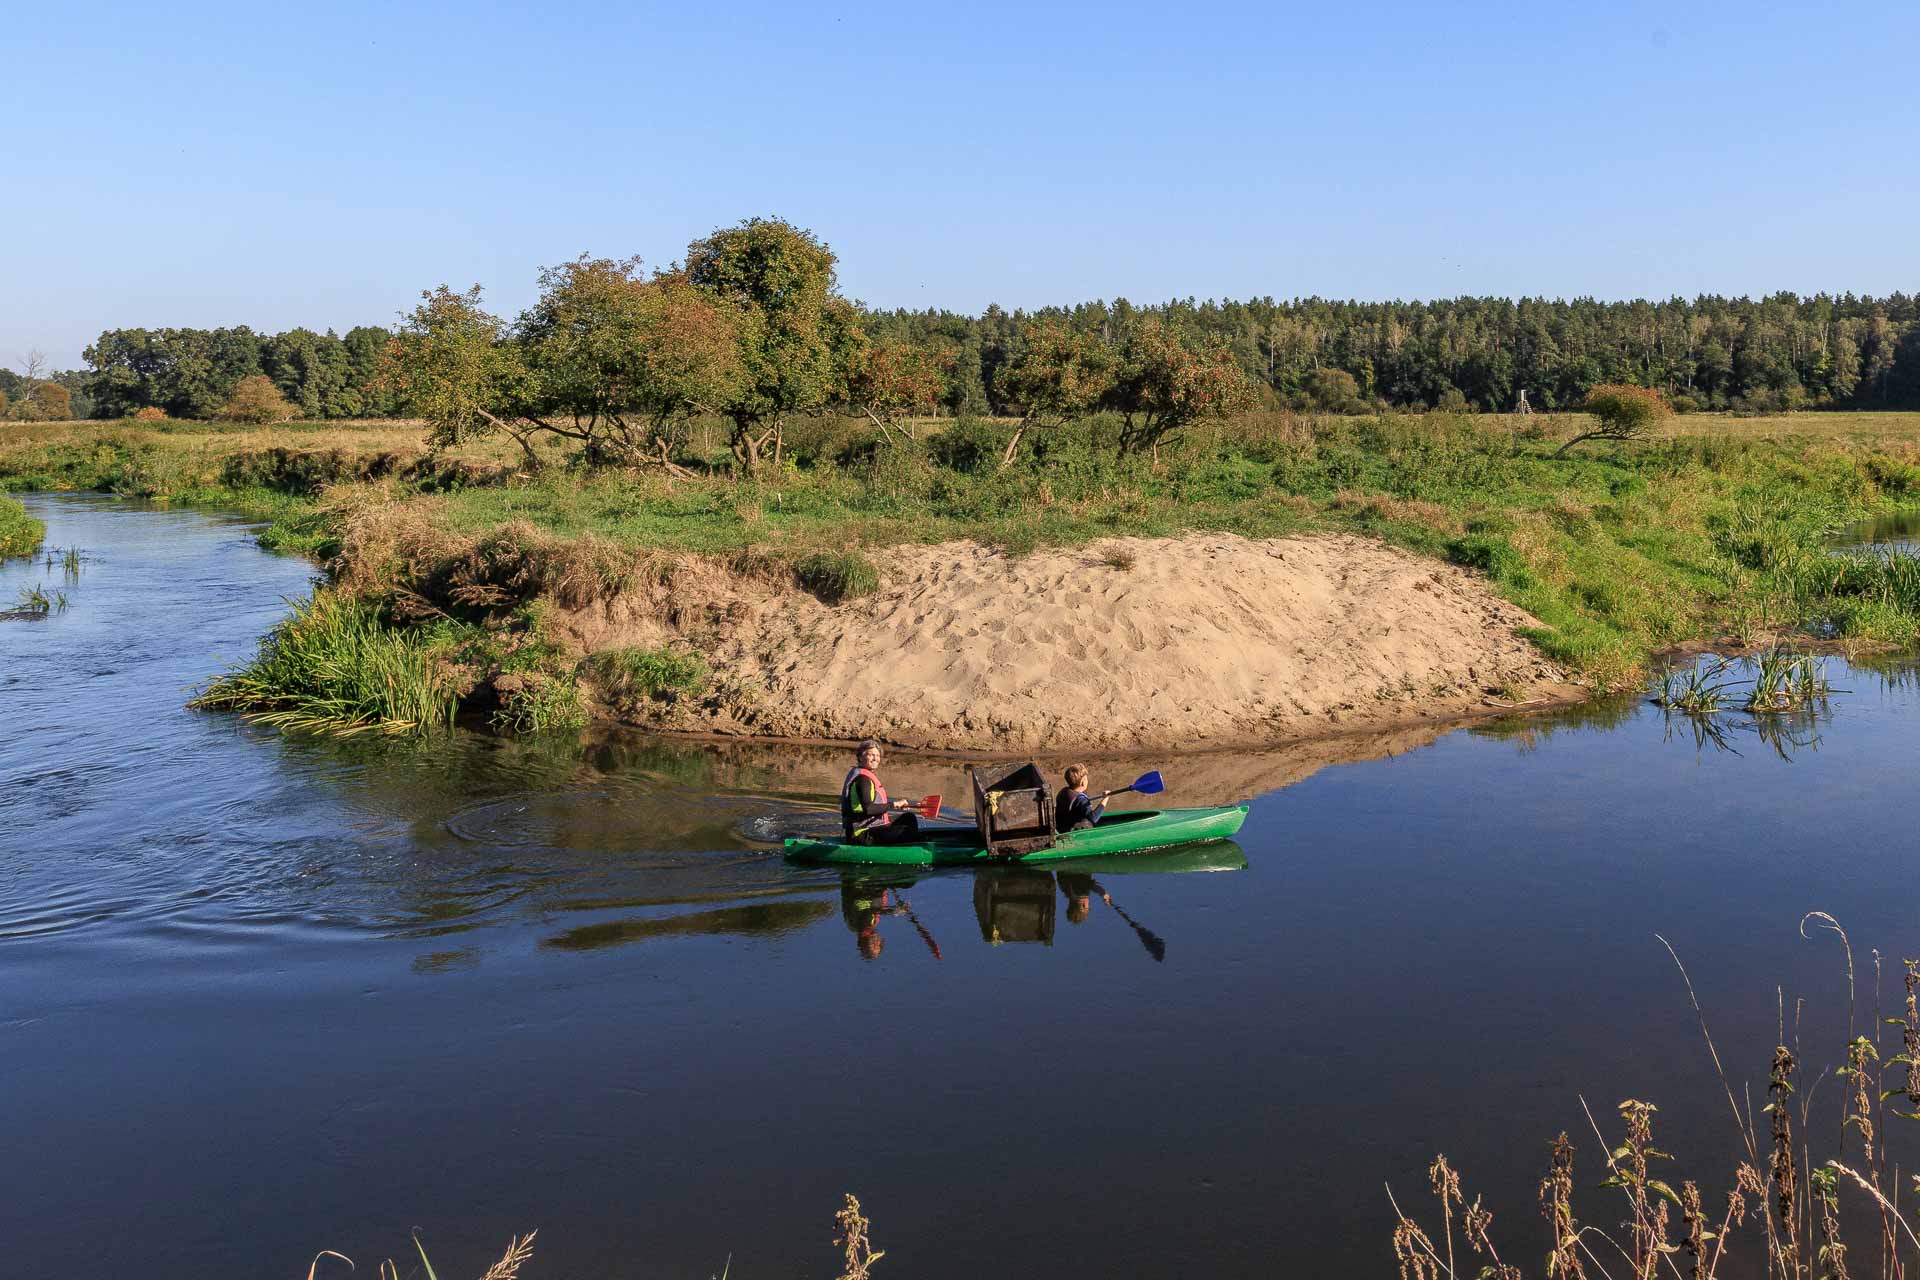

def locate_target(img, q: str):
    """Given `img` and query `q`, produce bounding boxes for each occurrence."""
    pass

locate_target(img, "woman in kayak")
[1055,763,1107,831]
[842,739,921,846]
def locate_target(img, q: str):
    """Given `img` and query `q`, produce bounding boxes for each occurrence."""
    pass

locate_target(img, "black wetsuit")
[1055,789,1103,832]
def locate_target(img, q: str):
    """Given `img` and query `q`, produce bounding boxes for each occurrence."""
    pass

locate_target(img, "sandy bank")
[557,532,1582,751]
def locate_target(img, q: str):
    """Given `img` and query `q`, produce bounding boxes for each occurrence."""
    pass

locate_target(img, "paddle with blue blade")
[1096,770,1164,802]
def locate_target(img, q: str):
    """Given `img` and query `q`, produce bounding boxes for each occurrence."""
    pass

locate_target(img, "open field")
[13,410,1920,738]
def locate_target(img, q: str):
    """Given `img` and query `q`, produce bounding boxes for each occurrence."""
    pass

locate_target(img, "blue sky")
[7,0,1918,369]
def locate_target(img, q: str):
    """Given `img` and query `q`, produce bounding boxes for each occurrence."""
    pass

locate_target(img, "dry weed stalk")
[835,1192,885,1280]
[1391,925,1920,1280]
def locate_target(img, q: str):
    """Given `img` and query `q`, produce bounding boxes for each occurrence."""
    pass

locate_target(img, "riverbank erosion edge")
[210,499,1579,748]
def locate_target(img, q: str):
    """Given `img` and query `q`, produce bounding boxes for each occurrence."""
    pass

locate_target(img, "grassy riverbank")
[0,494,44,559]
[11,412,1920,732]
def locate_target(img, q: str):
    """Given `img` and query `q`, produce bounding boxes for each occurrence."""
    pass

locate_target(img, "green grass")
[21,413,1920,692]
[190,590,461,734]
[588,645,711,701]
[0,494,44,559]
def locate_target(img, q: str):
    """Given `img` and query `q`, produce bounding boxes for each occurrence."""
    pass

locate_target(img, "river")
[4,493,1917,1278]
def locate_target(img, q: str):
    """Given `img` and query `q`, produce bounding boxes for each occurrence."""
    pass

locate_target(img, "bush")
[1669,394,1700,414]
[796,549,880,603]
[926,416,1011,474]
[218,375,297,424]
[0,495,46,560]
[131,406,168,422]
[1435,388,1471,414]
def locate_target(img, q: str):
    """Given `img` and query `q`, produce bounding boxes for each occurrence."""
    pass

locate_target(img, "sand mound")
[581,532,1578,752]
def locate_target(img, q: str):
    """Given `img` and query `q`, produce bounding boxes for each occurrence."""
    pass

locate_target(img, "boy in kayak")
[842,739,921,846]
[1054,763,1106,832]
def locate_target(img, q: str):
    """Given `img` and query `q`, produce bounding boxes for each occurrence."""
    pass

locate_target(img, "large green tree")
[683,216,855,472]
[384,264,743,473]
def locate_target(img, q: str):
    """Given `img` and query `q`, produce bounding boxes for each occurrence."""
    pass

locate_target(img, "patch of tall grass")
[0,494,44,559]
[191,589,460,735]
[588,645,711,702]
[1391,916,1917,1280]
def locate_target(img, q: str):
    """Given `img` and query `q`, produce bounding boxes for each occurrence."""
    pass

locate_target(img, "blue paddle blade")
[1130,770,1164,795]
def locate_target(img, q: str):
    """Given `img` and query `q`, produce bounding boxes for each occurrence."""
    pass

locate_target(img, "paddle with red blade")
[854,794,942,832]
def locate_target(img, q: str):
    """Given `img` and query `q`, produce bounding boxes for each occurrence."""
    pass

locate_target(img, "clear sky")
[7,0,1918,369]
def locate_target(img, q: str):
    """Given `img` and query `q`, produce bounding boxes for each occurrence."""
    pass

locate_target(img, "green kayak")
[783,805,1250,867]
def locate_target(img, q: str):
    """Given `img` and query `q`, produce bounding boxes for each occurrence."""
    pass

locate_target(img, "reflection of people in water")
[841,878,907,960]
[1054,763,1106,832]
[841,738,920,846]
[1055,871,1113,925]
[840,876,940,961]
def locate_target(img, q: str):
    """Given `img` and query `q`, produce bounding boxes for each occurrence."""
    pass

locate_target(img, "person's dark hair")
[854,738,881,756]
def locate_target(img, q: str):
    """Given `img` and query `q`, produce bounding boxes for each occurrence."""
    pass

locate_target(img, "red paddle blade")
[912,794,942,819]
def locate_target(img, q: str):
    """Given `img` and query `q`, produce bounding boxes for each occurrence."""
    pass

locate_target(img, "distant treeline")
[865,293,1920,414]
[67,326,398,421]
[18,291,1920,422]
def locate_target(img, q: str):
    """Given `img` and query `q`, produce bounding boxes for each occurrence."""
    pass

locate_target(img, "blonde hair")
[1064,763,1088,788]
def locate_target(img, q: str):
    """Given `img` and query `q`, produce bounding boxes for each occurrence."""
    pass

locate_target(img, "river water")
[4,493,1919,1278]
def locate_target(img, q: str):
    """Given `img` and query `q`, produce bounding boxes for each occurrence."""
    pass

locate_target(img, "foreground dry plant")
[1392,917,1920,1280]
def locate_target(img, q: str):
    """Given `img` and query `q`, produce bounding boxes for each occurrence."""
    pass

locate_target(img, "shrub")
[796,549,880,603]
[1302,367,1361,412]
[926,416,1011,474]
[1669,393,1700,414]
[130,405,168,422]
[0,495,46,560]
[218,375,297,424]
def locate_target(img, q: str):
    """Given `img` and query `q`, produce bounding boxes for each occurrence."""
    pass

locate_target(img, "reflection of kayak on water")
[784,805,1250,867]
[839,840,1247,961]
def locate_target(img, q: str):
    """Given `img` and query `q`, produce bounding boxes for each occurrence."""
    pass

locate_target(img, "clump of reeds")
[1746,648,1835,712]
[1651,650,1836,718]
[11,582,68,615]
[1099,544,1138,571]
[1390,919,1920,1280]
[1651,658,1737,713]
[43,545,83,581]
[306,1229,536,1280]
[191,588,459,735]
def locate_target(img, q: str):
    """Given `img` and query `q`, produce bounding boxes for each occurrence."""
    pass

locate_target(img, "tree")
[517,258,743,471]
[997,320,1114,466]
[683,217,853,473]
[384,265,743,474]
[1302,366,1361,412]
[381,285,543,470]
[1555,383,1669,456]
[847,340,951,443]
[218,374,296,424]
[1107,319,1252,458]
[27,382,72,420]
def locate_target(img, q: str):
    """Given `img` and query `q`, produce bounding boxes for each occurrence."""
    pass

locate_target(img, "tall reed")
[191,589,459,734]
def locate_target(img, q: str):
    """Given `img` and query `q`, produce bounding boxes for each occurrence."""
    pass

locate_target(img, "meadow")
[12,409,1920,730]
